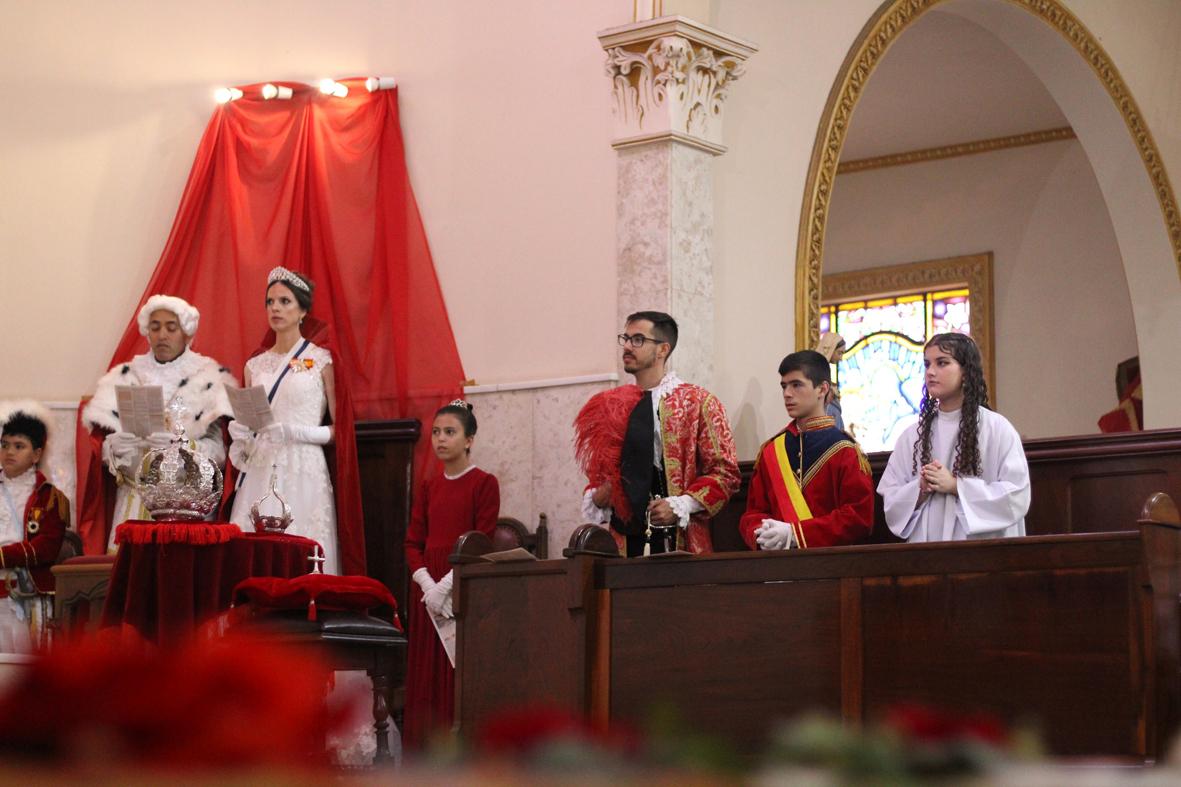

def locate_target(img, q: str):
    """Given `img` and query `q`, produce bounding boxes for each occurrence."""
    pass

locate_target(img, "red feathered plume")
[573,386,643,522]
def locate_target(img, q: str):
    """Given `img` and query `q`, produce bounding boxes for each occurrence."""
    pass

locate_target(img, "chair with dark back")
[492,514,549,558]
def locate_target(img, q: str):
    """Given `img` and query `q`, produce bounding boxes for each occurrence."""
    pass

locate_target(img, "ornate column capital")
[598,16,757,156]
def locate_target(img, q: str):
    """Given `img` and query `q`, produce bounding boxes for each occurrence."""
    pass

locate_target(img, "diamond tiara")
[267,266,311,292]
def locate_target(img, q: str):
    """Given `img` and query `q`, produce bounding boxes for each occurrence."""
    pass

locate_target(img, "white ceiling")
[841,9,1069,161]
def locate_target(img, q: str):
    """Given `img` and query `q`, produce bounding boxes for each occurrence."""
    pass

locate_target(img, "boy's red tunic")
[0,471,69,596]
[739,416,874,549]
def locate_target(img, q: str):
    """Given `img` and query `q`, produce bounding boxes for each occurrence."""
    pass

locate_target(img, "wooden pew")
[711,427,1181,550]
[453,493,1181,760]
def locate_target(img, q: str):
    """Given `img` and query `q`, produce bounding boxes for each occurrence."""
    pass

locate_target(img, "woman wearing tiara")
[228,267,344,573]
[404,400,500,750]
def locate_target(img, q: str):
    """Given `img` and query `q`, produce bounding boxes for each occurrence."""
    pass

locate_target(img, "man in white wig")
[82,295,237,549]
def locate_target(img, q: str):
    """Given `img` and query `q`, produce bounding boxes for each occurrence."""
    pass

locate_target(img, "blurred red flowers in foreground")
[886,702,1009,747]
[0,634,346,770]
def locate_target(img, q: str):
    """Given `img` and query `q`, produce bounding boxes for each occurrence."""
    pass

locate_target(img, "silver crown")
[135,398,223,521]
[267,266,310,292]
[250,466,293,534]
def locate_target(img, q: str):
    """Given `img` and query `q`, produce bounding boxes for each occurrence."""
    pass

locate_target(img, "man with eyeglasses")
[574,311,739,556]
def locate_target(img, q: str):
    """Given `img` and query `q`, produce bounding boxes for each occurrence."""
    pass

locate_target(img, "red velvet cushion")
[115,521,242,545]
[232,574,401,629]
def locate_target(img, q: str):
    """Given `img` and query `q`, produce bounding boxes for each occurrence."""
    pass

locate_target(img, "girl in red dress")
[403,400,499,750]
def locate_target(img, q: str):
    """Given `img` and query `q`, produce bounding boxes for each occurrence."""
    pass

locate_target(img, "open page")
[115,385,166,437]
[481,547,538,563]
[430,611,457,667]
[226,386,275,432]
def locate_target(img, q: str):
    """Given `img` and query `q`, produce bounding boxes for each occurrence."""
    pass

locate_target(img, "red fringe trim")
[573,385,644,522]
[114,521,243,546]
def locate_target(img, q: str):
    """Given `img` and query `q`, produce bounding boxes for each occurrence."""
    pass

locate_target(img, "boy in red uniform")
[740,351,874,550]
[0,402,69,651]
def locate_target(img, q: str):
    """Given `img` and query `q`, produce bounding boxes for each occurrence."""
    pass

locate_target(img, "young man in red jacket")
[740,351,874,551]
[0,402,68,652]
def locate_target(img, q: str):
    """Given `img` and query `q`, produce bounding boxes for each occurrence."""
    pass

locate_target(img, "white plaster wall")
[825,139,1137,439]
[467,380,614,557]
[0,0,627,403]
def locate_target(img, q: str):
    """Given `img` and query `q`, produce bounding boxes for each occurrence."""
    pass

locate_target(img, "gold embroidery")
[802,440,860,488]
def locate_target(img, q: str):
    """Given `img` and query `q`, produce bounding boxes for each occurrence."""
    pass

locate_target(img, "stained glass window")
[826,288,970,452]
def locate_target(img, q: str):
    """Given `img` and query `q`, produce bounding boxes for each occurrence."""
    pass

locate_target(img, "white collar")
[1,466,37,490]
[444,464,479,480]
[648,371,684,403]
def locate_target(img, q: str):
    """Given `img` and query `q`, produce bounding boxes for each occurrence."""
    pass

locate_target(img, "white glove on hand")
[146,431,175,451]
[755,518,796,551]
[227,420,257,468]
[227,420,254,441]
[106,431,146,471]
[412,567,436,596]
[423,571,454,618]
[259,422,332,446]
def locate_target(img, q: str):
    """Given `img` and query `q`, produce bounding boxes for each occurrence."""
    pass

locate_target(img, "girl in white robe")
[878,333,1030,542]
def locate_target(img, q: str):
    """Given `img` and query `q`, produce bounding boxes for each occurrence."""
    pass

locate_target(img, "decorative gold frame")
[795,0,1181,349]
[823,252,996,403]
[837,126,1074,175]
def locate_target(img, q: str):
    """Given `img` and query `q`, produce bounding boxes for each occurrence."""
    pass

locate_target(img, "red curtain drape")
[76,79,465,567]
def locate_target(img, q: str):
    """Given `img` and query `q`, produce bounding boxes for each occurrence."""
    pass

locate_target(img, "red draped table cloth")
[99,521,320,645]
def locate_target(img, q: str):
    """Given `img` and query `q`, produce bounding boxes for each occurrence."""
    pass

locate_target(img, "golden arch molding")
[794,0,1181,348]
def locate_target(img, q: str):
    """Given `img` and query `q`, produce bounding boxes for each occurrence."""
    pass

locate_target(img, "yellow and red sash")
[763,434,813,548]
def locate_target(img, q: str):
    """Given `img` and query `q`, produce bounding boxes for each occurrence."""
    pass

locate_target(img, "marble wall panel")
[617,143,673,357]
[465,389,534,534]
[468,381,613,557]
[531,381,613,555]
[669,143,716,387]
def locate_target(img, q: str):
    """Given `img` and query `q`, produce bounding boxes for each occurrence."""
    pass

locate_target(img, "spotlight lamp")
[365,76,397,92]
[261,83,294,100]
[214,87,244,104]
[318,79,348,98]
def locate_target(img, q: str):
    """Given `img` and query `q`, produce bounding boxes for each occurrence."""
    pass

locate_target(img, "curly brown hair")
[911,332,990,477]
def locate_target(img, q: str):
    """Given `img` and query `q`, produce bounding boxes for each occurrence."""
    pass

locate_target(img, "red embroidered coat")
[739,419,874,550]
[575,382,739,554]
[0,471,69,595]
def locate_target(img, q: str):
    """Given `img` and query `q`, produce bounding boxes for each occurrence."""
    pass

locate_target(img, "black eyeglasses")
[617,333,665,348]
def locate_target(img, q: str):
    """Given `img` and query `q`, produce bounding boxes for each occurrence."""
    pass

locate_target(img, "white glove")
[146,431,175,451]
[106,431,146,471]
[227,420,254,441]
[412,567,436,595]
[227,420,257,468]
[755,518,797,551]
[260,422,332,446]
[423,570,454,618]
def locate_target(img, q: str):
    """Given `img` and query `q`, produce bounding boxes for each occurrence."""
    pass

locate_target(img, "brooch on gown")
[288,358,316,373]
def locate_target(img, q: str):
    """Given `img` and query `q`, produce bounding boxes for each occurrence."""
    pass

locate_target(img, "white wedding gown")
[230,343,340,574]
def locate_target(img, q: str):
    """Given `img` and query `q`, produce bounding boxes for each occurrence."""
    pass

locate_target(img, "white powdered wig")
[0,399,54,448]
[137,294,200,340]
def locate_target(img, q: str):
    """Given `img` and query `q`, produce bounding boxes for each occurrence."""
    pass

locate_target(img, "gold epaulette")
[856,446,871,476]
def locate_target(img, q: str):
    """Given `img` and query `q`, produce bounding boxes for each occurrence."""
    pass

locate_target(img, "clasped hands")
[590,480,677,526]
[918,459,957,500]
[754,518,796,551]
[412,568,454,619]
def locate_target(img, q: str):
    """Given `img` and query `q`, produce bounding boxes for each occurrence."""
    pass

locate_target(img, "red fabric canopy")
[76,79,464,567]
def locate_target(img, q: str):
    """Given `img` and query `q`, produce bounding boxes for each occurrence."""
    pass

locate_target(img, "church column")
[598,16,755,386]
